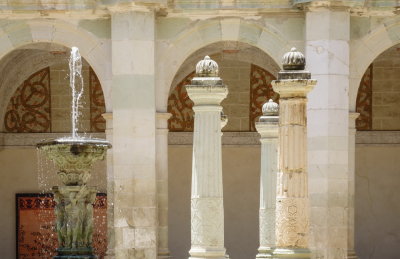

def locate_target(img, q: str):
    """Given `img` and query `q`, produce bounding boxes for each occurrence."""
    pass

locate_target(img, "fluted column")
[347,112,359,259]
[156,112,172,259]
[271,48,316,259]
[103,112,115,259]
[186,56,228,259]
[255,100,279,258]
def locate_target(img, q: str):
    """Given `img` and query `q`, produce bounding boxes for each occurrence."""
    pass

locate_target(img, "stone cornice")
[293,0,364,11]
[107,1,167,13]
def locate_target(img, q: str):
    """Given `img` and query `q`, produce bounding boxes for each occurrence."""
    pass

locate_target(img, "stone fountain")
[36,47,111,259]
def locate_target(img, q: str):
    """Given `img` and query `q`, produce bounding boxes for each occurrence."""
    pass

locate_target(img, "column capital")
[102,112,113,121]
[272,80,316,98]
[349,112,360,133]
[107,2,165,14]
[156,112,172,130]
[294,0,362,12]
[186,56,228,106]
[255,122,279,139]
[186,79,228,106]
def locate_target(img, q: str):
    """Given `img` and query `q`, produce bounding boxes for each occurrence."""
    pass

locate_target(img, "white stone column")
[305,5,351,258]
[255,100,279,258]
[103,112,115,259]
[111,7,158,258]
[186,56,229,259]
[271,48,316,259]
[347,112,359,259]
[156,112,172,259]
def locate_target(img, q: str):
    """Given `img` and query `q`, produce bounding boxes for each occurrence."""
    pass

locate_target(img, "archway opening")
[168,41,280,259]
[355,44,400,259]
[0,43,107,258]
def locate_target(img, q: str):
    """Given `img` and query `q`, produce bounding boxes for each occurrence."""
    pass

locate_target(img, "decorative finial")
[196,56,219,77]
[262,99,279,116]
[282,47,305,70]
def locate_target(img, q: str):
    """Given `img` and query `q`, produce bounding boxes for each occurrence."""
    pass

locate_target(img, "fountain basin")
[37,137,111,185]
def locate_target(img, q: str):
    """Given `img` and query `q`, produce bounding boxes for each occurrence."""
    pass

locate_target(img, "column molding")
[255,100,279,259]
[102,112,115,259]
[186,56,229,259]
[347,112,360,259]
[156,112,172,259]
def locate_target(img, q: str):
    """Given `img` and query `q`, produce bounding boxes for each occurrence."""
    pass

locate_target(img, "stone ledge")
[169,132,261,145]
[356,131,400,144]
[0,133,106,147]
[1,131,399,147]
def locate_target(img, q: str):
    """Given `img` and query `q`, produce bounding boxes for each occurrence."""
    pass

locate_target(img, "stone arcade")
[1,1,400,259]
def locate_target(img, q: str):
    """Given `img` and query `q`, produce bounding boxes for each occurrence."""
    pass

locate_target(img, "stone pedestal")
[255,100,279,258]
[271,49,316,259]
[156,112,172,259]
[52,185,97,259]
[347,113,359,259]
[186,56,228,259]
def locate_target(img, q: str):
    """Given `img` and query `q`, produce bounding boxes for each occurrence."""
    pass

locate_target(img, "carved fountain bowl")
[37,137,111,185]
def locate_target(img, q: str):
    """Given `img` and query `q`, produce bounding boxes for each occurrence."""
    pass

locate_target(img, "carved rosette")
[275,195,308,247]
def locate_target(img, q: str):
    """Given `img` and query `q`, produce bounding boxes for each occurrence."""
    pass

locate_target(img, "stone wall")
[355,144,400,259]
[371,45,400,130]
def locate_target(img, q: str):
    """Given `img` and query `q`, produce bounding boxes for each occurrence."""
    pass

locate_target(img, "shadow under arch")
[0,42,106,133]
[350,17,400,111]
[156,17,295,111]
[0,19,111,111]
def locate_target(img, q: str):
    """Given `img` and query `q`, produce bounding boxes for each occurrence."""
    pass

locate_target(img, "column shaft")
[256,120,278,258]
[276,98,309,249]
[103,112,115,259]
[111,9,157,258]
[347,113,359,259]
[186,56,228,259]
[156,112,172,258]
[190,106,225,258]
[306,8,350,258]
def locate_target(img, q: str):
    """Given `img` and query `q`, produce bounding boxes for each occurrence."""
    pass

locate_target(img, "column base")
[189,246,228,259]
[347,250,358,259]
[256,246,274,258]
[158,252,172,259]
[272,248,310,259]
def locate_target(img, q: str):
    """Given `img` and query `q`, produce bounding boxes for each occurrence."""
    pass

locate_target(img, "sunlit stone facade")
[1,1,400,259]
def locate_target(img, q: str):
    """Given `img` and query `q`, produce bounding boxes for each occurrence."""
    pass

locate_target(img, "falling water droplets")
[69,47,84,139]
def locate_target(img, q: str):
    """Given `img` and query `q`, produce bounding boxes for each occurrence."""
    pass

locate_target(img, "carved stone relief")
[356,65,372,130]
[4,67,51,132]
[250,64,278,131]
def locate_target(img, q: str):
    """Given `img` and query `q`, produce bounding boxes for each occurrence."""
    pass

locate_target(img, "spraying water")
[69,47,84,139]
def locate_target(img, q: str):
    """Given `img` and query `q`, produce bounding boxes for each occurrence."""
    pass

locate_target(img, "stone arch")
[167,41,280,132]
[156,17,295,111]
[0,19,111,113]
[350,17,400,110]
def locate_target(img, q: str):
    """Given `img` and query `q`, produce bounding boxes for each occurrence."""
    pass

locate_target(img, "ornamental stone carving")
[282,48,305,70]
[272,48,316,259]
[195,56,219,77]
